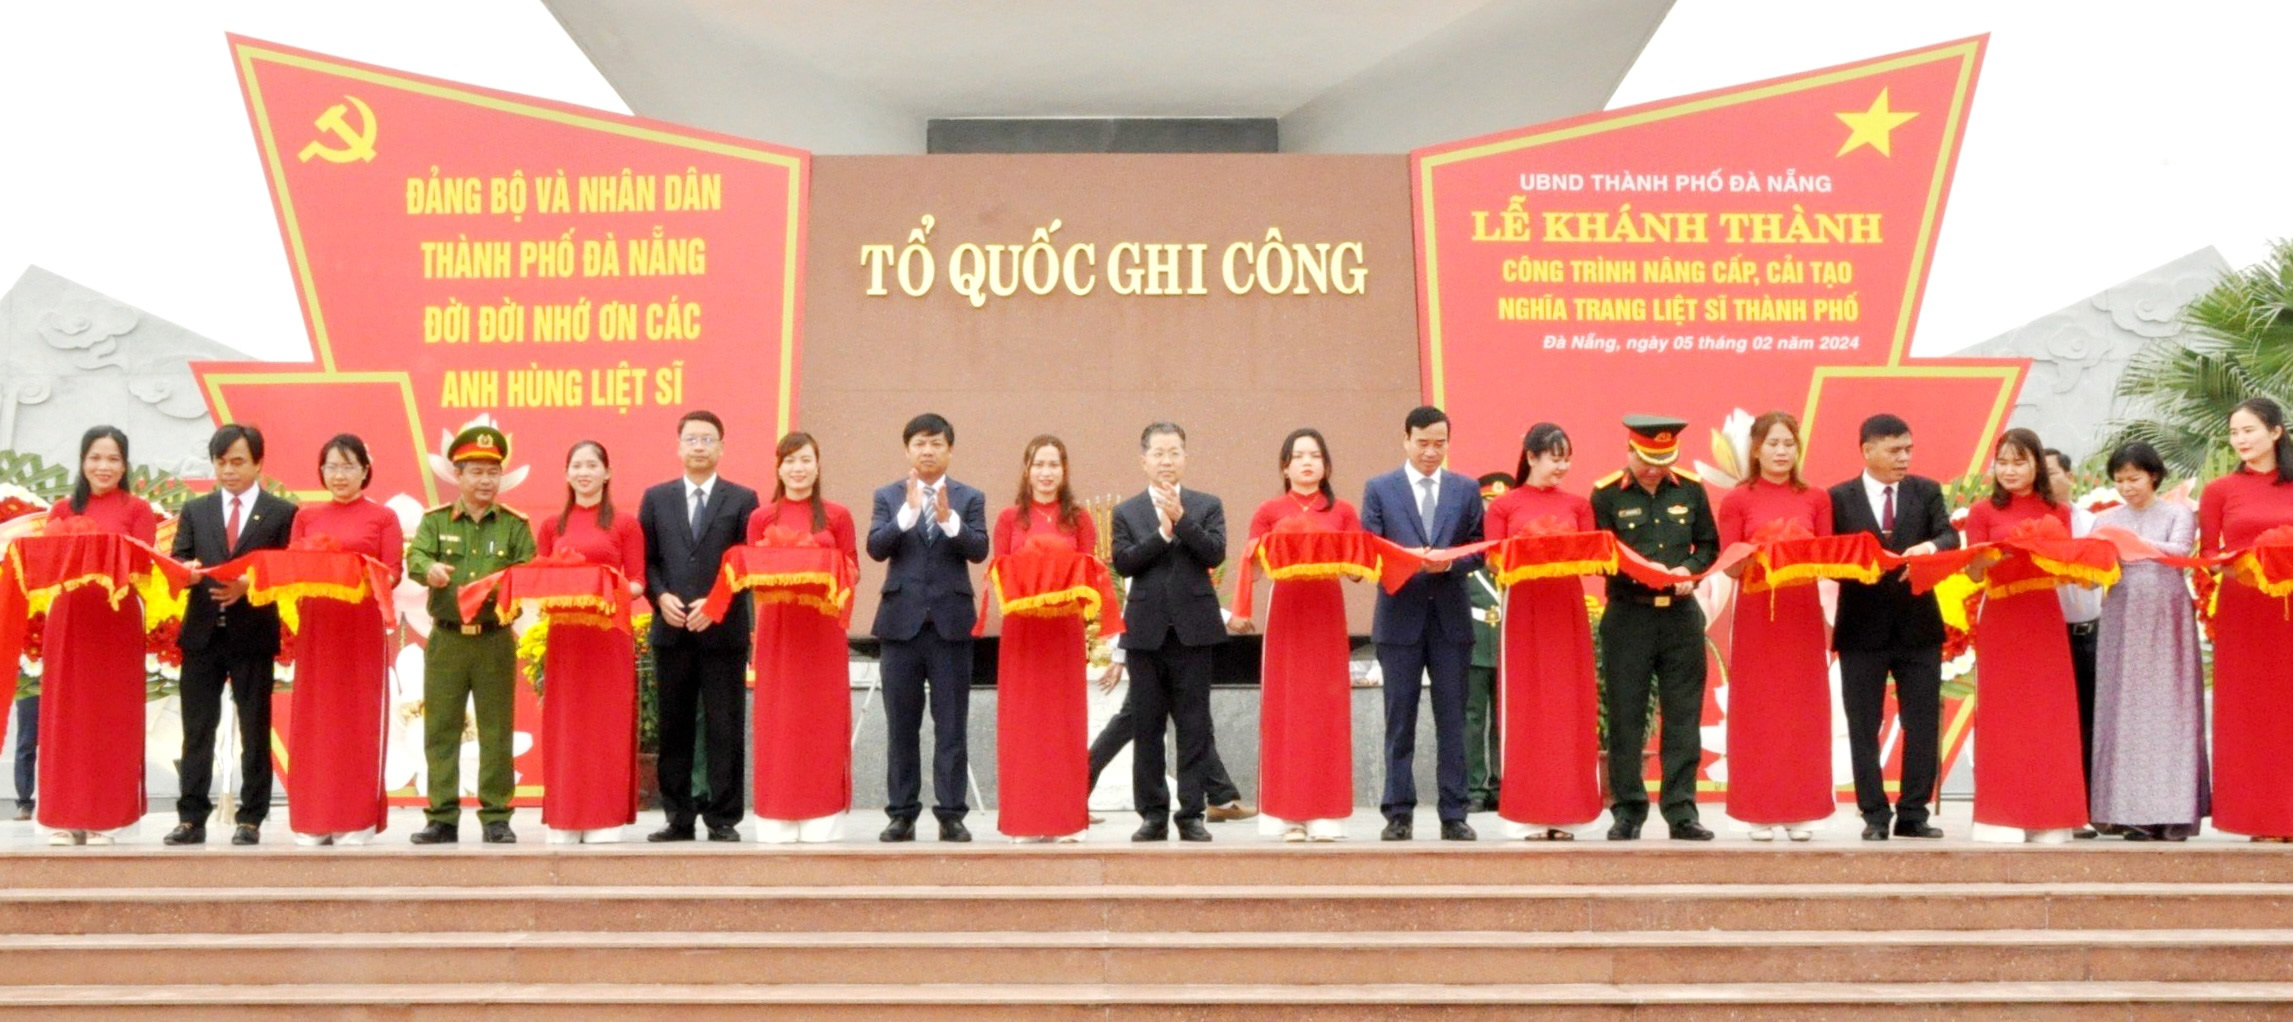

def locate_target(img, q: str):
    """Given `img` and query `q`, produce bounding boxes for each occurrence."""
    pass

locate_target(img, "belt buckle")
[1653,595,1671,608]
[460,623,482,636]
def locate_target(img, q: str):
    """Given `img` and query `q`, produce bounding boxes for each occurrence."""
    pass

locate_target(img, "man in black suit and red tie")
[166,424,297,846]
[1829,413,1960,841]
[639,410,761,842]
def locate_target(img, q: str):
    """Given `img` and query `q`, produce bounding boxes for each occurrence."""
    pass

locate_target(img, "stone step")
[6,844,2291,890]
[5,981,2293,1019]
[3,882,2290,934]
[3,929,2291,987]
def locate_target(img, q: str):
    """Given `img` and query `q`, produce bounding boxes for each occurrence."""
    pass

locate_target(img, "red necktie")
[226,494,243,550]
[1881,485,1895,533]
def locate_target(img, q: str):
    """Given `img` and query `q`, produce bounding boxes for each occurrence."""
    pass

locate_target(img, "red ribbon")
[0,527,199,677]
[699,541,858,627]
[976,538,1125,637]
[458,548,635,634]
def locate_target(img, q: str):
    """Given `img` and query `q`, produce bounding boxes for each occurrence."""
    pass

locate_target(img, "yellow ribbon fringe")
[1000,583,1104,620]
[1741,557,1882,595]
[2029,554,2120,591]
[1492,557,1615,589]
[1261,560,1380,584]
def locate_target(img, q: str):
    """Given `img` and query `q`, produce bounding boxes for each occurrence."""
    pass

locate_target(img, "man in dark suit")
[1110,421,1227,842]
[1359,406,1483,842]
[1829,413,1960,841]
[165,424,296,846]
[639,410,761,842]
[866,413,990,842]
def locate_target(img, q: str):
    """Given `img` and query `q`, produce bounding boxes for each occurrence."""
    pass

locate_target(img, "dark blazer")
[639,476,761,651]
[1829,473,1961,651]
[866,477,991,642]
[1361,467,1485,645]
[1110,487,1227,651]
[173,487,296,656]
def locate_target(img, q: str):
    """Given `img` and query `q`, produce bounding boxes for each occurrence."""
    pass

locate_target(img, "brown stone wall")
[799,154,1422,633]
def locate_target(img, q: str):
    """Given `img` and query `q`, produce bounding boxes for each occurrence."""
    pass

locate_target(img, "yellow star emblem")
[1835,88,1918,157]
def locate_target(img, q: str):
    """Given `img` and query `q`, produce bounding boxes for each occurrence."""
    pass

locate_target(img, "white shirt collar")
[1404,463,1441,489]
[687,474,718,498]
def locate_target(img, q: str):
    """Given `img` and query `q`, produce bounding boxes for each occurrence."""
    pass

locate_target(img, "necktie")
[689,486,707,541]
[1417,477,1438,540]
[1881,485,1895,533]
[917,485,939,545]
[225,495,243,551]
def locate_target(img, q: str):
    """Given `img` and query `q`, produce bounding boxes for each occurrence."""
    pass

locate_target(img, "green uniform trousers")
[1598,599,1706,827]
[1465,664,1498,801]
[424,626,518,825]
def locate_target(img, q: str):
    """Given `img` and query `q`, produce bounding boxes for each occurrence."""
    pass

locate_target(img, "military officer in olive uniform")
[1590,416,1718,841]
[1464,472,1513,813]
[406,426,537,845]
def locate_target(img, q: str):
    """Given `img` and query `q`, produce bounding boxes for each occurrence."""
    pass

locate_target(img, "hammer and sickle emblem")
[296,96,378,164]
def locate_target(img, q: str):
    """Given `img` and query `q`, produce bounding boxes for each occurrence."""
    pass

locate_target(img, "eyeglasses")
[680,435,721,448]
[319,464,364,476]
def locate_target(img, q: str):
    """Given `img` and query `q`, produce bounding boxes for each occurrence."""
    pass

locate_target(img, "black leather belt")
[437,619,504,636]
[2068,621,2099,637]
[1616,591,1692,608]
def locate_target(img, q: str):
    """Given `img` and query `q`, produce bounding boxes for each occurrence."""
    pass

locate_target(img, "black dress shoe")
[1466,795,1498,814]
[1441,820,1477,841]
[482,822,516,844]
[1894,821,1944,839]
[1176,819,1213,842]
[1607,819,1642,841]
[1132,819,1170,842]
[879,818,916,843]
[162,823,206,846]
[231,824,260,846]
[2072,827,2099,839]
[1862,823,1891,841]
[647,825,696,842]
[1668,820,1715,842]
[409,822,458,845]
[1380,817,1412,841]
[706,824,740,842]
[938,819,972,843]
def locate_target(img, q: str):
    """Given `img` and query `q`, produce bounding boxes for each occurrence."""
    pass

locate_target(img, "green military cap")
[1622,415,1689,466]
[449,425,509,464]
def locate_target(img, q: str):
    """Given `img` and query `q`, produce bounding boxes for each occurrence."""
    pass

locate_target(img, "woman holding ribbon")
[2200,397,2293,841]
[32,426,159,845]
[2091,440,2207,841]
[280,434,403,845]
[743,431,858,843]
[1481,422,1600,841]
[1961,427,2089,842]
[1230,428,1360,842]
[1716,411,1835,841]
[989,435,1103,841]
[532,440,646,844]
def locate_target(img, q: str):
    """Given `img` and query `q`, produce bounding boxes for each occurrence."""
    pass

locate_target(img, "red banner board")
[1414,39,2023,805]
[197,36,809,504]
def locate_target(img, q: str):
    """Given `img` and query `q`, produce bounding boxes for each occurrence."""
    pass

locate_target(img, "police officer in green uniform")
[1590,416,1718,841]
[1464,472,1512,814]
[406,426,536,845]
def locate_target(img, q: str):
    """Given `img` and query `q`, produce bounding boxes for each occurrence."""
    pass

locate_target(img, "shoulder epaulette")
[423,502,454,515]
[1594,470,1626,490]
[1670,467,1702,484]
[497,505,530,521]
